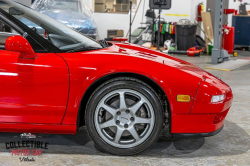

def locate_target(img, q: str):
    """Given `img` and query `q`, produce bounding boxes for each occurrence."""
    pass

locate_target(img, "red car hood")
[106,42,205,78]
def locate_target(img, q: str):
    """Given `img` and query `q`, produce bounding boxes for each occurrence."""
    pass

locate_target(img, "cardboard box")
[201,12,214,54]
[95,4,105,12]
[107,30,124,37]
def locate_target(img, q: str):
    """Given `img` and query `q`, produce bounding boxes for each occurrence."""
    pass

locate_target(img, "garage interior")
[0,0,250,165]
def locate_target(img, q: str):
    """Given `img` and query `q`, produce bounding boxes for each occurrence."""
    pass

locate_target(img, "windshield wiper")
[99,39,109,48]
[68,46,101,53]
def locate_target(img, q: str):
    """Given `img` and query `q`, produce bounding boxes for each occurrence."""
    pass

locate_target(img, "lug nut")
[126,109,130,114]
[130,117,135,122]
[117,111,121,115]
[116,120,120,125]
[124,124,128,128]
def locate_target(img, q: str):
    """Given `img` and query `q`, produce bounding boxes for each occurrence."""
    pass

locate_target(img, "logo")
[120,117,129,121]
[5,133,49,162]
[20,133,36,139]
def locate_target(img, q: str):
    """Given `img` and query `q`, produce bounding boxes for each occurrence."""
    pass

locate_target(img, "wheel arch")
[77,72,171,131]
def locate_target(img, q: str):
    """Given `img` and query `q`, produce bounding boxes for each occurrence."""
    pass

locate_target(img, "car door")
[0,23,69,124]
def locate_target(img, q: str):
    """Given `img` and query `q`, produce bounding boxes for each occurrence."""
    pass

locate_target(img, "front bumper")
[172,125,224,139]
[171,108,229,134]
[171,72,233,135]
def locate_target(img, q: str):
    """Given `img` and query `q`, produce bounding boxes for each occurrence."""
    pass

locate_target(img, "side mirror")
[5,36,36,59]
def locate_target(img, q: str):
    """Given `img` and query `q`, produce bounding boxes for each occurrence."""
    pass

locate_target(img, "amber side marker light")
[177,95,191,102]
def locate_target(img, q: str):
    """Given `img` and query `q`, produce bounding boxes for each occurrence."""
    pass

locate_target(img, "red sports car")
[0,1,233,155]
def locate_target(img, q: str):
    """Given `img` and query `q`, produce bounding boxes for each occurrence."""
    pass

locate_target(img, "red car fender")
[57,43,203,125]
[57,56,172,125]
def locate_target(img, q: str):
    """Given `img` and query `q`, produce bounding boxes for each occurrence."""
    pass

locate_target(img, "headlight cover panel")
[190,72,233,114]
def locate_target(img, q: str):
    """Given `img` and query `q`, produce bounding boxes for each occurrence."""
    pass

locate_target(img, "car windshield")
[0,0,102,51]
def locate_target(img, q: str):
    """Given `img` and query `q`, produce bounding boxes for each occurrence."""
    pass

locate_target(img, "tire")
[94,143,106,153]
[85,77,164,155]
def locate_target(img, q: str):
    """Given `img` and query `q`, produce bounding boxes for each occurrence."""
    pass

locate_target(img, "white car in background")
[25,0,98,39]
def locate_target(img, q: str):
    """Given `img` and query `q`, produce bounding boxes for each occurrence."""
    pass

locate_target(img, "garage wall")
[228,0,250,26]
[94,0,208,39]
[190,0,207,39]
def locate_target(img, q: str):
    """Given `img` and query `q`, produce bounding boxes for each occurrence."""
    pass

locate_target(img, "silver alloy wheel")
[94,89,155,148]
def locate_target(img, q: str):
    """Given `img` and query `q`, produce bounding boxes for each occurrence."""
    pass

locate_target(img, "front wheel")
[85,77,164,155]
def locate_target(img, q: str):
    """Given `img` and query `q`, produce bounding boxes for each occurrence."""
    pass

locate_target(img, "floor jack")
[167,47,205,57]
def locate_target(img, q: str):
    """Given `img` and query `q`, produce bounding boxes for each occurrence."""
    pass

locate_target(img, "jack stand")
[211,0,229,64]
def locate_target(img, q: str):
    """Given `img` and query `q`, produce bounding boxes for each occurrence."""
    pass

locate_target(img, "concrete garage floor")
[0,54,250,166]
